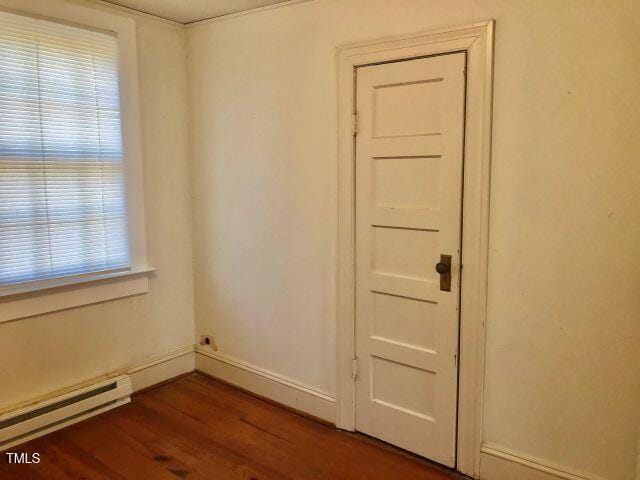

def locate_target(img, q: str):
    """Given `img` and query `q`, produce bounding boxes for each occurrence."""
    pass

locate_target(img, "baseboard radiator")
[0,375,132,451]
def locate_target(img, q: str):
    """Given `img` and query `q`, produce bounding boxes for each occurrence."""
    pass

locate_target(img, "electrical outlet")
[199,334,217,351]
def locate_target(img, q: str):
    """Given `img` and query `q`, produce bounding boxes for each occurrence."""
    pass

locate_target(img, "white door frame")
[335,21,494,478]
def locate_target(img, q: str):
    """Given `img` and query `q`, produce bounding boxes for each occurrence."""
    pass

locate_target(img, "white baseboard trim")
[195,349,336,424]
[480,443,607,480]
[126,345,195,392]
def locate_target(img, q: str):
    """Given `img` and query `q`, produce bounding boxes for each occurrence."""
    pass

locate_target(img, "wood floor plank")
[0,374,463,480]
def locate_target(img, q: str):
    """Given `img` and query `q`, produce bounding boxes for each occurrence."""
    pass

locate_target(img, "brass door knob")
[435,262,450,275]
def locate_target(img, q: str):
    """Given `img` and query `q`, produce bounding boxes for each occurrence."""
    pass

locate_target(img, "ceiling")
[101,0,292,24]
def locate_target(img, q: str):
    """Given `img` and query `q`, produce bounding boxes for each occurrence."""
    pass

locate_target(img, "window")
[0,5,150,321]
[0,10,130,287]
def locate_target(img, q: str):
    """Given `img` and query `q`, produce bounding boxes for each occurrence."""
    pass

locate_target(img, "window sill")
[0,267,155,323]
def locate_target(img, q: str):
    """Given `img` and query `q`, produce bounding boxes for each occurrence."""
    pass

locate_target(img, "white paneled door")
[354,52,466,467]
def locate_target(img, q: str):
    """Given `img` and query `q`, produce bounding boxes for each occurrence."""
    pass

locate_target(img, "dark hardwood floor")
[0,373,464,479]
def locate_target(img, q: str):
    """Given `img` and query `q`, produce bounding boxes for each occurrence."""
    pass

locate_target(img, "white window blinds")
[0,10,130,287]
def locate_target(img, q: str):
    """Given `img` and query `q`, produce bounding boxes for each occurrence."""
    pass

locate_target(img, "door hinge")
[351,357,358,380]
[352,112,359,136]
[454,353,458,367]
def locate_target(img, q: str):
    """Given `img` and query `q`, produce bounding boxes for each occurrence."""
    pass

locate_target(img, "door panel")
[354,52,466,466]
[373,155,440,209]
[371,292,437,350]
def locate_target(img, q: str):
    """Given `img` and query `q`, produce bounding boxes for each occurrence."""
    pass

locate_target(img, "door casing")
[335,21,494,478]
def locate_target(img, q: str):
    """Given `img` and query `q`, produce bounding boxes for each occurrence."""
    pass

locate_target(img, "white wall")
[187,1,640,479]
[0,1,194,409]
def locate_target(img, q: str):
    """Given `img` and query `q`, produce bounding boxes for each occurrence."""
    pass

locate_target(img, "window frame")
[0,0,152,322]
